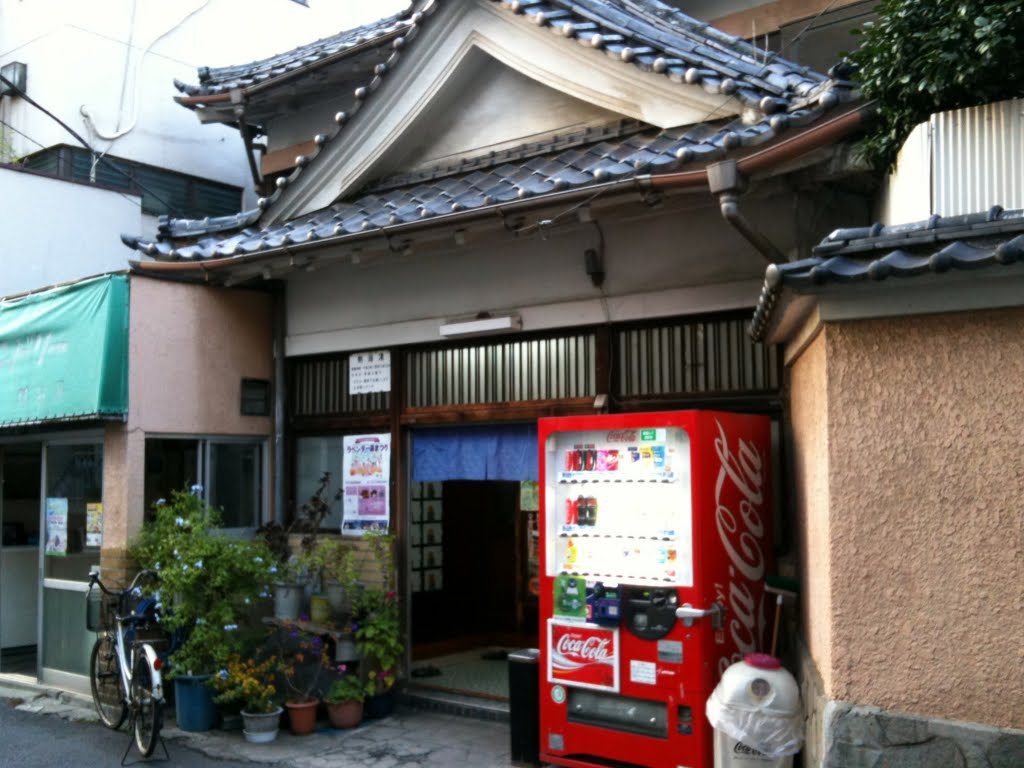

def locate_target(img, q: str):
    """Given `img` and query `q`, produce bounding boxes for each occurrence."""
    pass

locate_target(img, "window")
[21,145,243,219]
[144,438,265,529]
[294,437,344,530]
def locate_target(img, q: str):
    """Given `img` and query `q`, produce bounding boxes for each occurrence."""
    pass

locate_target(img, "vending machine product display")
[538,411,774,768]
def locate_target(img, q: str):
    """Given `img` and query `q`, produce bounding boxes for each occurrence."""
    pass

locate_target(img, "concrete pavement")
[0,679,516,767]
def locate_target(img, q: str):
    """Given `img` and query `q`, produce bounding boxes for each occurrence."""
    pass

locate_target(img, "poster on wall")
[349,350,391,394]
[341,433,391,534]
[86,502,103,547]
[45,497,68,556]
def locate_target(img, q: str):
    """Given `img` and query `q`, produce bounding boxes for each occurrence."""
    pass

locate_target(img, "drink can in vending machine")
[565,497,579,526]
[565,447,582,471]
[583,447,597,471]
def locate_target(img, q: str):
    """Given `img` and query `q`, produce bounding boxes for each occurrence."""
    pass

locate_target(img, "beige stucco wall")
[102,276,274,549]
[788,331,834,693]
[127,276,274,435]
[789,309,1024,729]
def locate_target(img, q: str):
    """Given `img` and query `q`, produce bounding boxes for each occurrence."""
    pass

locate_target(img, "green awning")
[0,274,128,427]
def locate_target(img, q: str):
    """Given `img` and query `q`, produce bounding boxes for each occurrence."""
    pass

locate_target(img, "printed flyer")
[45,497,68,556]
[341,433,391,534]
[86,502,103,547]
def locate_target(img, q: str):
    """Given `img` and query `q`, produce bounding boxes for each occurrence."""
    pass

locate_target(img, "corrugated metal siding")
[292,356,389,415]
[617,316,778,397]
[932,99,1024,216]
[405,334,596,407]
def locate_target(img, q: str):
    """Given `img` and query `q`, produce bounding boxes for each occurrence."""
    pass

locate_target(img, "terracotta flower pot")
[326,699,363,729]
[284,699,319,735]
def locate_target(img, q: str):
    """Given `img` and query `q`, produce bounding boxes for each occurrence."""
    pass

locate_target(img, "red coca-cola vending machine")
[537,411,773,768]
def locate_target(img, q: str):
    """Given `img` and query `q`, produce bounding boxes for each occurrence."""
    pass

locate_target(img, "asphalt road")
[0,699,272,768]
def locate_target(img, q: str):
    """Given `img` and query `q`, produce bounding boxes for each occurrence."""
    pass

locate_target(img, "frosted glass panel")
[42,587,91,676]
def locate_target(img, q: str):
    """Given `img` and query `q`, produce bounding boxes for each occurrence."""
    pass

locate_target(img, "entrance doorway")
[408,479,538,701]
[406,424,539,702]
[0,445,42,678]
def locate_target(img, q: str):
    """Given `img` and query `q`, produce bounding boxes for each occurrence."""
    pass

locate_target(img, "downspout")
[230,88,263,189]
[272,282,286,525]
[638,103,872,264]
[707,159,785,263]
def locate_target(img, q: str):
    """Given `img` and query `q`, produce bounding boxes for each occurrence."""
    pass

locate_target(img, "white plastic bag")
[706,691,804,758]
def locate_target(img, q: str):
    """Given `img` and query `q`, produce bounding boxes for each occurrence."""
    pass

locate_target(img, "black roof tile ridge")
[250,1,441,219]
[174,7,417,95]
[494,0,839,111]
[362,118,650,194]
[750,210,1024,340]
[816,207,1024,254]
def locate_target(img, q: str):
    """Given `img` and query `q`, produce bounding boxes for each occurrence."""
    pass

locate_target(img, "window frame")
[143,435,268,534]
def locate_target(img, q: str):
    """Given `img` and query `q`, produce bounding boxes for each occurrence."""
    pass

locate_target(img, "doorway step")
[400,685,509,722]
[401,646,515,721]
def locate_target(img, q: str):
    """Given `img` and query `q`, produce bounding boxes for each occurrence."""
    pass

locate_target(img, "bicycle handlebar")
[89,568,159,597]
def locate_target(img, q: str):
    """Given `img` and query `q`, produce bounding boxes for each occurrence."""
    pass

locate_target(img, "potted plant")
[322,664,365,729]
[256,521,305,620]
[305,537,359,619]
[212,654,283,743]
[351,531,402,718]
[274,624,331,735]
[258,471,341,620]
[132,487,274,732]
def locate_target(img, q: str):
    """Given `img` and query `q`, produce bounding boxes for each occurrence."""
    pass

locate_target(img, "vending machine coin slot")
[621,585,679,640]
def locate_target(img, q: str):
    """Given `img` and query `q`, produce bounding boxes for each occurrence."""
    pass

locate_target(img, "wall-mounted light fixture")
[439,313,522,339]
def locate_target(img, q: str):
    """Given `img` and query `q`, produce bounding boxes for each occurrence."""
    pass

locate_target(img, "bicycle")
[87,567,166,760]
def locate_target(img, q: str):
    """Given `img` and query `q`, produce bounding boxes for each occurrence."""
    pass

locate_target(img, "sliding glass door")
[40,442,102,692]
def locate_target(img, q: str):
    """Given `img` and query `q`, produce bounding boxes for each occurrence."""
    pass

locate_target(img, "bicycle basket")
[86,588,117,632]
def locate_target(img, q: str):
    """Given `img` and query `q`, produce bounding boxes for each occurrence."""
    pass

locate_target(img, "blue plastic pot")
[174,674,217,732]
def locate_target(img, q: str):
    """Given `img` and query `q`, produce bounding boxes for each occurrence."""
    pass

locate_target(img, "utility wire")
[0,72,186,216]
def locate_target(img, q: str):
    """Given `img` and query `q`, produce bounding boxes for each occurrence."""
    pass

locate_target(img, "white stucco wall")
[283,189,803,355]
[0,167,141,295]
[0,0,407,297]
[0,0,407,187]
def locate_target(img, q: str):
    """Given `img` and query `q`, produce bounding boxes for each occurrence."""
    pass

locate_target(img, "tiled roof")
[128,0,859,261]
[490,0,840,111]
[175,0,842,110]
[749,207,1024,340]
[173,9,418,98]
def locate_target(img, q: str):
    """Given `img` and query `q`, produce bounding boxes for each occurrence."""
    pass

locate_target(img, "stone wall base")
[797,641,1023,767]
[822,703,1024,768]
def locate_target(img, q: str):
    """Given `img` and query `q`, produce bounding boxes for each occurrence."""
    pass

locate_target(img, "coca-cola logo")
[732,741,766,757]
[556,634,611,662]
[713,419,767,675]
[605,429,638,443]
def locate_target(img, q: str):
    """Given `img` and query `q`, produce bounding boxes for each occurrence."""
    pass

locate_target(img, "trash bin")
[508,648,540,766]
[706,653,803,768]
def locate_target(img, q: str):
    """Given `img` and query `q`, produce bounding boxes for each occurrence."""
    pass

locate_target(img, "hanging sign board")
[45,497,68,556]
[341,433,391,534]
[349,350,391,394]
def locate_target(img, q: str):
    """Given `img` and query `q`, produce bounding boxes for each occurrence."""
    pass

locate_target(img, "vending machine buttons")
[587,582,622,626]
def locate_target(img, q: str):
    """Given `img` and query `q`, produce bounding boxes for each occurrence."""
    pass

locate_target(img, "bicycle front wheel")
[132,654,163,757]
[90,635,126,729]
